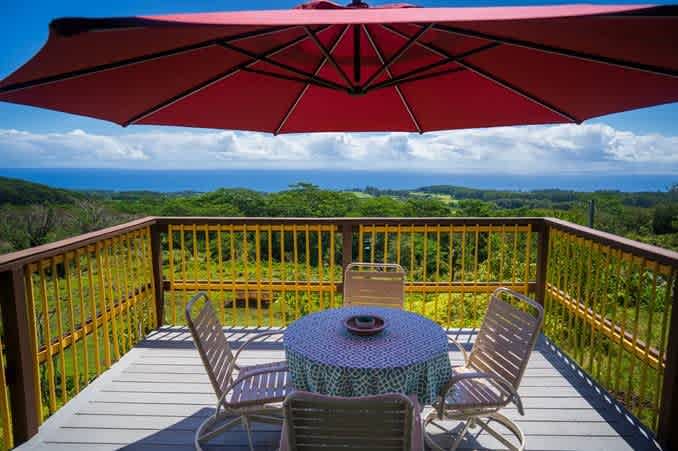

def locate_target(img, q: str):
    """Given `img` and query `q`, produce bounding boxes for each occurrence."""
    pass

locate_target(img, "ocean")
[0,168,675,193]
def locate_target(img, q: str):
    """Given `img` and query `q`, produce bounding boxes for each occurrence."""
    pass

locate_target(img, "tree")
[0,204,63,249]
[69,199,121,233]
[652,203,678,234]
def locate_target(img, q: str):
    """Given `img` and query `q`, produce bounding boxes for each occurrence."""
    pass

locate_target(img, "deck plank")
[16,327,661,451]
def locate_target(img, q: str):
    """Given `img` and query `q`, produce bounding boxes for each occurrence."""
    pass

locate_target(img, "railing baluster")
[305,225,311,313]
[460,225,466,327]
[473,225,479,322]
[85,249,101,377]
[205,225,212,321]
[119,236,131,354]
[422,224,428,317]
[255,225,262,326]
[447,227,454,328]
[293,225,299,320]
[317,227,324,312]
[230,225,237,326]
[217,225,225,324]
[370,224,376,264]
[95,244,112,368]
[125,235,137,345]
[280,224,287,324]
[243,225,250,327]
[64,255,79,395]
[268,225,274,327]
[330,227,336,309]
[104,242,120,362]
[435,226,441,323]
[38,261,57,412]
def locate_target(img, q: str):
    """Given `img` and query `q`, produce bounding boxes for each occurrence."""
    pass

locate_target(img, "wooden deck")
[16,327,661,451]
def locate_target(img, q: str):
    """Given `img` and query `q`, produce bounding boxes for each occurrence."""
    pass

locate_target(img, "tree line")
[1,177,676,254]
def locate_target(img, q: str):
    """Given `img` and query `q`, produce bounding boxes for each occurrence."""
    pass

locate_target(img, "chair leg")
[449,420,472,451]
[423,410,472,451]
[243,415,255,451]
[475,412,525,451]
[195,414,243,451]
[194,408,282,450]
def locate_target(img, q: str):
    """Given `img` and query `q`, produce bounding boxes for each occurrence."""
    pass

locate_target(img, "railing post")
[150,223,165,328]
[658,275,678,451]
[0,267,40,444]
[534,221,550,306]
[341,222,353,272]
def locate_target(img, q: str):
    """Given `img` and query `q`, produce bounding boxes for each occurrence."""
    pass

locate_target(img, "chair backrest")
[343,263,406,308]
[185,292,234,399]
[283,391,414,451]
[468,287,544,390]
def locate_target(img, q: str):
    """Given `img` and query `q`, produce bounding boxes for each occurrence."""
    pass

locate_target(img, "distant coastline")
[0,168,675,193]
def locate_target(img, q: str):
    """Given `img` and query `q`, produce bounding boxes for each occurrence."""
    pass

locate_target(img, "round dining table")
[283,306,452,404]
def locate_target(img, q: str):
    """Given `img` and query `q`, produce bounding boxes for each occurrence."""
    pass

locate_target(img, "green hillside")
[0,176,83,205]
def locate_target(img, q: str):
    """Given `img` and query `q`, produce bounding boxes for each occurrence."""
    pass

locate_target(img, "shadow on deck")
[16,327,661,451]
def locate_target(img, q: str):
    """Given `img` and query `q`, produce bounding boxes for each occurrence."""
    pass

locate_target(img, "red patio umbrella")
[1,1,678,134]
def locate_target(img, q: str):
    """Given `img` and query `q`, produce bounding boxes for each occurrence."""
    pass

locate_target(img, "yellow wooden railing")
[0,216,676,450]
[356,223,534,326]
[160,219,538,329]
[0,217,158,449]
[24,227,156,419]
[544,219,677,432]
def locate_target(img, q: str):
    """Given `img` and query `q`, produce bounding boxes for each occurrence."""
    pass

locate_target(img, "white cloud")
[0,124,676,174]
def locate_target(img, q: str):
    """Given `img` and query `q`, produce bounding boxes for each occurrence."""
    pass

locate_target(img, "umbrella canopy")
[1,1,678,134]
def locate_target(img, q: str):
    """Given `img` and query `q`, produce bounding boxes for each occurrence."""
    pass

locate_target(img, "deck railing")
[0,216,676,450]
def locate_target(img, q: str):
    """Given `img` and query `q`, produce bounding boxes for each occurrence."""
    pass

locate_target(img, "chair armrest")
[447,336,469,366]
[217,366,289,411]
[225,330,285,380]
[437,370,524,418]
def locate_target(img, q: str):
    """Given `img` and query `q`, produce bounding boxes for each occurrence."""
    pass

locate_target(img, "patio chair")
[279,391,424,451]
[186,292,292,451]
[343,262,406,308]
[424,287,544,451]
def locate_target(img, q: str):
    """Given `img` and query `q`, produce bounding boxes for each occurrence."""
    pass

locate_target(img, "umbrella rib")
[219,41,346,92]
[370,67,467,91]
[0,26,295,95]
[366,41,498,92]
[457,59,579,123]
[362,25,422,134]
[353,25,361,84]
[275,25,349,135]
[124,26,331,126]
[304,26,353,89]
[241,66,342,90]
[361,23,432,91]
[432,23,678,79]
[377,25,578,122]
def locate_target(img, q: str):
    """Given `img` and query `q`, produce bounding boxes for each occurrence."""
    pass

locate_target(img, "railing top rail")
[545,217,678,267]
[0,216,156,272]
[155,216,545,226]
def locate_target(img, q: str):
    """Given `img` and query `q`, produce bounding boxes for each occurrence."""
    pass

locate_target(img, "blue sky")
[1,0,678,174]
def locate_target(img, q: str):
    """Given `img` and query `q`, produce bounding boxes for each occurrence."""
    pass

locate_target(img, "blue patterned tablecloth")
[283,307,451,404]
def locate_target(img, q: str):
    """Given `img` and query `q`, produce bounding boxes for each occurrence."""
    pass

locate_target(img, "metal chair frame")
[424,287,544,451]
[186,292,292,451]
